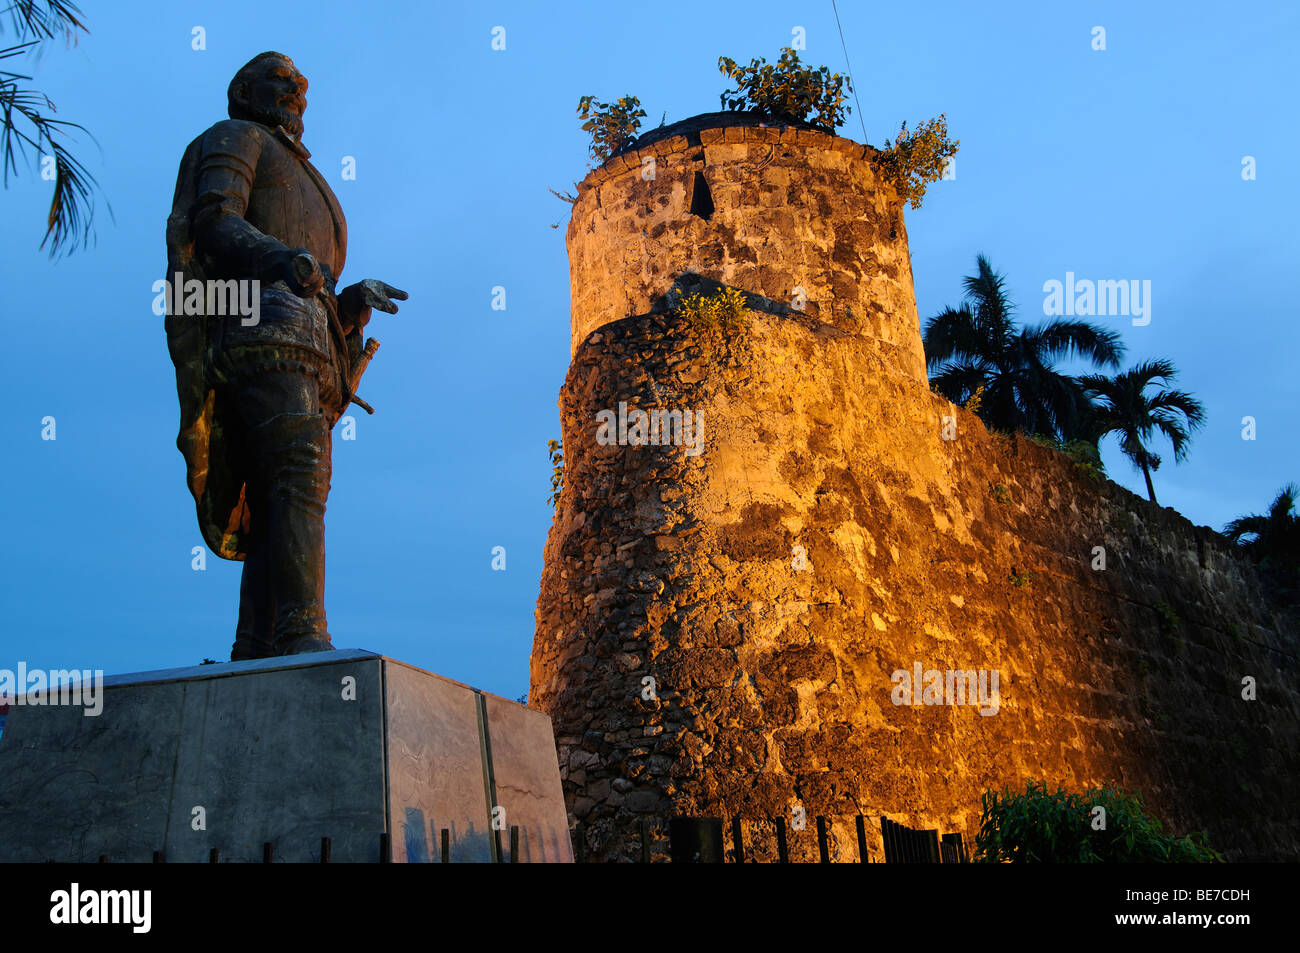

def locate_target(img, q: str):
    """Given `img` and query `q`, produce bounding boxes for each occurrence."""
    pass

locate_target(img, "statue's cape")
[164,132,250,561]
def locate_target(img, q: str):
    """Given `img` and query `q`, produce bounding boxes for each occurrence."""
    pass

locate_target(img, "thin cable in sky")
[832,0,870,143]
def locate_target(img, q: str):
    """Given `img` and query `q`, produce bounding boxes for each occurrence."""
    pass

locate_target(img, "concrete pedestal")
[0,650,572,862]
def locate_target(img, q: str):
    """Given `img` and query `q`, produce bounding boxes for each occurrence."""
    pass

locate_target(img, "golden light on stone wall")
[531,114,1300,863]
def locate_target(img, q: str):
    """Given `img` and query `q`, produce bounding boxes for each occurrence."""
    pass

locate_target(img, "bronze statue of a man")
[164,51,407,660]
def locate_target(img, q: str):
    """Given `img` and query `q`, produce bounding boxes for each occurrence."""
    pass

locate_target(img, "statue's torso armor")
[191,118,347,284]
[191,119,357,415]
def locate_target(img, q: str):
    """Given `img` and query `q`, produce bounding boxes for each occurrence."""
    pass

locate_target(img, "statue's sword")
[348,337,380,414]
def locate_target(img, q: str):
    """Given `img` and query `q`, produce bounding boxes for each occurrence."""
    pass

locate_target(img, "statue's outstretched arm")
[337,279,409,335]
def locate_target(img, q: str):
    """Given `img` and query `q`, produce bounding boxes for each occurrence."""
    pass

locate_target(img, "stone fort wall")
[530,116,1300,862]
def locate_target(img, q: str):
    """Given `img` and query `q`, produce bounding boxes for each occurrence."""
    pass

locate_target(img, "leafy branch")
[576,94,645,164]
[4,0,86,40]
[718,47,852,132]
[1,1,105,256]
[874,114,958,210]
[675,286,748,336]
[547,438,564,508]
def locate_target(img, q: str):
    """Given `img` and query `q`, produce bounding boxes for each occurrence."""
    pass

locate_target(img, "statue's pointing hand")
[352,279,408,314]
[339,279,409,334]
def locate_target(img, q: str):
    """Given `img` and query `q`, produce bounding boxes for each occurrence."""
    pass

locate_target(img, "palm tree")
[1078,360,1205,504]
[1223,483,1300,573]
[1,0,100,255]
[924,254,1125,441]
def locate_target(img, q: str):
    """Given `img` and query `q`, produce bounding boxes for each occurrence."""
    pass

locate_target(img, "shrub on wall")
[974,781,1222,862]
[547,439,564,507]
[1027,433,1106,480]
[717,47,853,132]
[874,114,959,209]
[675,286,749,336]
[577,94,646,163]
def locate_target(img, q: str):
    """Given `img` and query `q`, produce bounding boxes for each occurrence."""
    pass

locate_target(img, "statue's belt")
[206,282,352,412]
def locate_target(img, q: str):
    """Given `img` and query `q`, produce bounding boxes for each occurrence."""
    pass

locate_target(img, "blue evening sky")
[1,0,1295,695]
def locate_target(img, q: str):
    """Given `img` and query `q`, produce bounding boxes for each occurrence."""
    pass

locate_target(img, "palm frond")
[1147,388,1206,430]
[928,360,988,405]
[1025,319,1125,368]
[1149,413,1192,462]
[1270,483,1300,520]
[1123,358,1179,386]
[4,1,86,42]
[963,253,1015,330]
[0,28,102,256]
[1223,484,1300,573]
[1223,514,1268,544]
[923,305,987,367]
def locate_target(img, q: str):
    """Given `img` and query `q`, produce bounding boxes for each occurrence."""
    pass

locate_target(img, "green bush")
[675,286,749,335]
[874,114,959,209]
[576,95,646,163]
[1154,600,1180,635]
[546,439,564,507]
[975,781,1222,862]
[1027,433,1106,480]
[717,47,853,132]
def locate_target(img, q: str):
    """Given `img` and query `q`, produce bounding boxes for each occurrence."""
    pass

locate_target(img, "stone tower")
[530,112,1300,862]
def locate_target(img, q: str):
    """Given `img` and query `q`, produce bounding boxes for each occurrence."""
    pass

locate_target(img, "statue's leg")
[266,403,334,656]
[234,364,335,657]
[220,283,342,657]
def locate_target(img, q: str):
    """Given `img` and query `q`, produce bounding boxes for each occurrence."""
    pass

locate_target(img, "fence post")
[941,832,967,863]
[855,815,868,862]
[441,828,450,863]
[775,817,789,863]
[320,837,331,864]
[922,829,941,864]
[882,817,902,863]
[730,817,745,863]
[816,816,830,863]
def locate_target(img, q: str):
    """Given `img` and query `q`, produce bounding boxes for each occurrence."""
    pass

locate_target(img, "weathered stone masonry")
[530,113,1300,862]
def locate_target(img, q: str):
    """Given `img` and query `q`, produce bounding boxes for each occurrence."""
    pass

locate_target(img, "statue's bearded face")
[234,57,308,137]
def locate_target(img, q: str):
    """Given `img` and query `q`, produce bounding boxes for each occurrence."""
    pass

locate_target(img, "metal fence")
[572,815,969,863]
[81,818,967,863]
